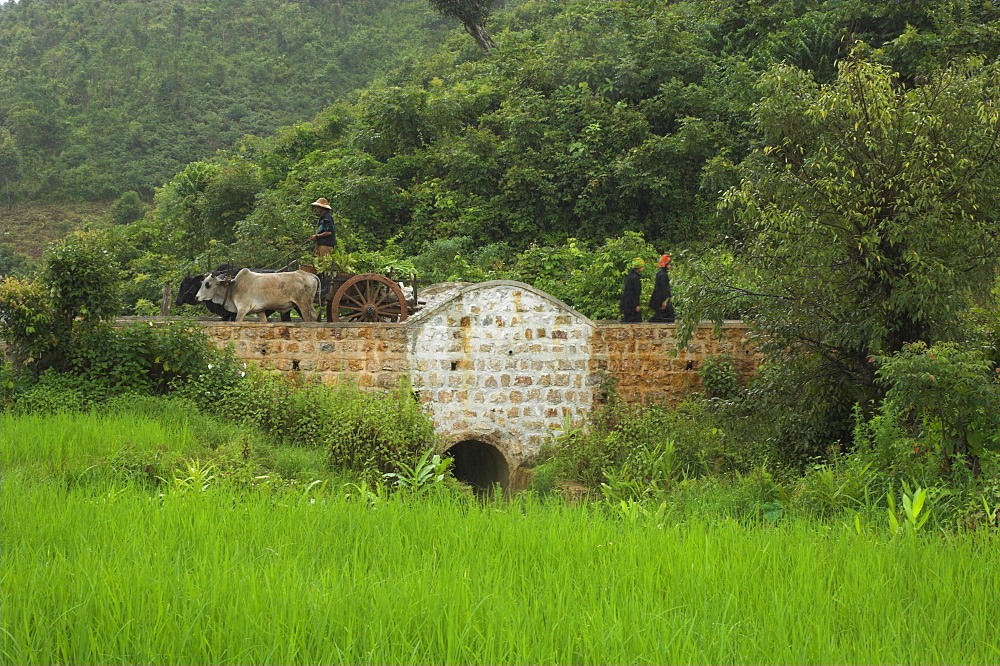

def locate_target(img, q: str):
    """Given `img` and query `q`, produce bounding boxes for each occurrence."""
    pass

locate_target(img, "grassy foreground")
[3,412,999,665]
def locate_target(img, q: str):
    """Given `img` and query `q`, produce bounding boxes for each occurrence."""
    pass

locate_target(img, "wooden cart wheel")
[328,273,408,323]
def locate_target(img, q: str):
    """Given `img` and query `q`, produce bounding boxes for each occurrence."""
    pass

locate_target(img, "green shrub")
[534,397,764,497]
[7,370,99,415]
[66,322,215,394]
[510,232,658,320]
[700,353,738,400]
[201,368,441,482]
[850,404,936,489]
[956,476,1000,532]
[0,276,58,368]
[873,341,1000,477]
[724,358,863,466]
[44,231,122,330]
[796,455,877,519]
[108,191,146,226]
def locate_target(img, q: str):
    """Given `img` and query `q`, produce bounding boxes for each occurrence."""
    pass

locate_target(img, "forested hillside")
[0,0,455,202]
[149,1,1000,257]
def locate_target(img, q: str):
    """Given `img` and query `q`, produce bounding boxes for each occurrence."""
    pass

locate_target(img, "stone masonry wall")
[201,321,409,389]
[592,322,758,404]
[177,283,759,476]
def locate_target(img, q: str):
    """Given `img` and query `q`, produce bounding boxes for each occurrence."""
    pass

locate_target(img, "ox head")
[195,271,236,303]
[176,274,207,306]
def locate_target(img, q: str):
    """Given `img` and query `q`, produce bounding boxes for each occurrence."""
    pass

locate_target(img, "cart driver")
[309,198,336,257]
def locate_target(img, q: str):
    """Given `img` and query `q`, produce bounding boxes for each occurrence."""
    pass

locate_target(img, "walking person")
[619,257,645,323]
[647,254,675,323]
[309,197,336,257]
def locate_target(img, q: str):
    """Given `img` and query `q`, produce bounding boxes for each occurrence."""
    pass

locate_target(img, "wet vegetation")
[2,2,1000,662]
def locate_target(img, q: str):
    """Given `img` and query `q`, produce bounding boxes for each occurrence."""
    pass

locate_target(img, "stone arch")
[407,280,592,325]
[442,431,513,494]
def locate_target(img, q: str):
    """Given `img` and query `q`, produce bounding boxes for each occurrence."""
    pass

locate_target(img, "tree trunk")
[466,22,496,52]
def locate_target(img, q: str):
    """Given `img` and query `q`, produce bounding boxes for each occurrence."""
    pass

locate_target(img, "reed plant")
[4,413,999,665]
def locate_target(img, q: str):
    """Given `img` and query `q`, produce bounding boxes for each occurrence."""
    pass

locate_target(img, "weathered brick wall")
[592,322,758,404]
[406,281,597,464]
[201,321,409,389]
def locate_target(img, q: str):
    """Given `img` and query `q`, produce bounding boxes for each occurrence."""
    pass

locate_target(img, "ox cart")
[310,271,417,323]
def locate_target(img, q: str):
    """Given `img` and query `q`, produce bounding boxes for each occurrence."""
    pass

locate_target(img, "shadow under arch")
[444,439,510,495]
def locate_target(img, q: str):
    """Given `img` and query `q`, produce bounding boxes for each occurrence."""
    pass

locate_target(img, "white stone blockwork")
[407,281,596,465]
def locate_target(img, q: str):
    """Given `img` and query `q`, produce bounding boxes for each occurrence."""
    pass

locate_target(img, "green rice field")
[3,411,999,665]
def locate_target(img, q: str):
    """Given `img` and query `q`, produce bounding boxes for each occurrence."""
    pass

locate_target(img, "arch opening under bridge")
[445,439,509,494]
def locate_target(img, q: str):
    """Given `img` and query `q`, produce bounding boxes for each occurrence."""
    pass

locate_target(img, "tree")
[0,0,455,202]
[108,190,146,225]
[426,0,497,52]
[0,127,20,209]
[44,231,122,335]
[682,54,1000,451]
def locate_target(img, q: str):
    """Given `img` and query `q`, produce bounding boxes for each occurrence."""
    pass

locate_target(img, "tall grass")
[2,408,198,474]
[3,412,1000,664]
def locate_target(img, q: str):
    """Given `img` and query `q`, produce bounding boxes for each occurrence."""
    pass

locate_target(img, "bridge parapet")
[592,322,757,405]
[200,320,408,389]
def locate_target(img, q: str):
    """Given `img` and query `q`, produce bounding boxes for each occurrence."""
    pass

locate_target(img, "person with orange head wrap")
[647,254,675,323]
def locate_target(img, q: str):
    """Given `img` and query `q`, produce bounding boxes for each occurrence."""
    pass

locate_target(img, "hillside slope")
[0,0,455,203]
[147,0,1000,260]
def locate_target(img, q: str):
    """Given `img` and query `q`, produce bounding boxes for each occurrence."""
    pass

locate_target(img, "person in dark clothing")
[309,197,336,257]
[647,254,675,323]
[619,257,645,323]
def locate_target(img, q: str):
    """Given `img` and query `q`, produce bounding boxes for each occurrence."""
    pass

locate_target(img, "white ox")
[196,269,321,323]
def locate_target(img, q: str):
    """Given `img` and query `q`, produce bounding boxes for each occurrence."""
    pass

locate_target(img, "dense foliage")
[0,0,454,202]
[142,1,998,254]
[678,54,1000,450]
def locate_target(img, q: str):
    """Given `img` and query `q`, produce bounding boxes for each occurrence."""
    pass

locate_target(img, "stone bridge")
[193,281,758,491]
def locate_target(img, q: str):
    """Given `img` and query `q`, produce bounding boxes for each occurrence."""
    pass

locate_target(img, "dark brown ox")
[196,269,320,323]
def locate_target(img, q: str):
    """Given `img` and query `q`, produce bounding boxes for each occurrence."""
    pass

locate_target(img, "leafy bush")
[873,342,1000,476]
[108,191,146,225]
[510,232,659,319]
[850,404,937,489]
[956,476,1000,532]
[723,357,863,465]
[0,276,58,367]
[700,353,738,400]
[1,311,228,410]
[44,231,122,330]
[796,456,877,519]
[383,449,454,497]
[199,368,441,482]
[412,236,514,284]
[67,322,215,394]
[534,397,765,497]
[5,369,101,415]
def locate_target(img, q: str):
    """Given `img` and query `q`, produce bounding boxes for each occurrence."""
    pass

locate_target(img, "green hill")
[1,200,109,260]
[147,0,1000,259]
[0,0,455,203]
